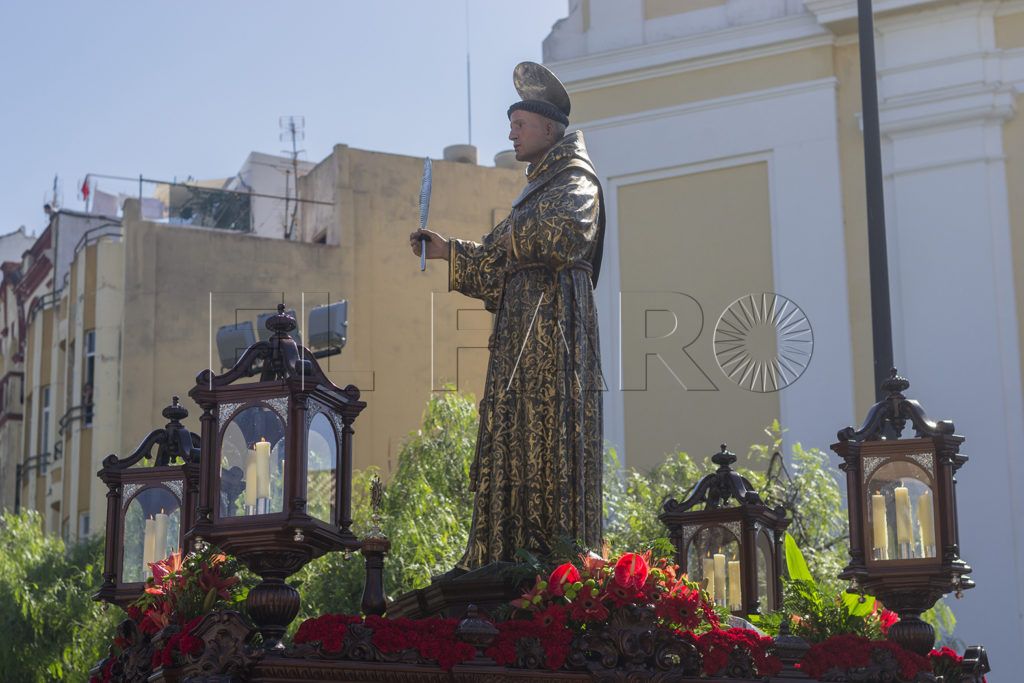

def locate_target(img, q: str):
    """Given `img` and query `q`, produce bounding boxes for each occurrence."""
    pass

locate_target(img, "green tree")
[602,447,702,553]
[603,423,848,589]
[0,510,119,682]
[746,421,848,590]
[295,390,478,618]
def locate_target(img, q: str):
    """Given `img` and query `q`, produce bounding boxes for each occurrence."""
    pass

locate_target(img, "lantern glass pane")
[220,404,286,517]
[121,485,181,583]
[686,525,742,610]
[756,529,773,609]
[306,413,337,523]
[865,458,936,561]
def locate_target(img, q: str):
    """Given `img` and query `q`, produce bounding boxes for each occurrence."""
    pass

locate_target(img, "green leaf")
[841,590,876,617]
[784,532,813,583]
[203,587,217,612]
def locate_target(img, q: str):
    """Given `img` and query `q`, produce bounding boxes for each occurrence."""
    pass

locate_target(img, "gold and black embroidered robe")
[448,131,604,568]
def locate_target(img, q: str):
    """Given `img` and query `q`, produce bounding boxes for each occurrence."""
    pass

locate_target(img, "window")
[83,330,95,427]
[65,340,75,423]
[39,386,50,456]
[78,511,90,539]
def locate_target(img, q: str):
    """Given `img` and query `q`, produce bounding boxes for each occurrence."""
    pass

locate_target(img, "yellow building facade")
[2,147,522,544]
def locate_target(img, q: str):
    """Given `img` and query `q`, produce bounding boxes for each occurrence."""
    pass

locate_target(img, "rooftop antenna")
[279,115,306,240]
[465,0,472,145]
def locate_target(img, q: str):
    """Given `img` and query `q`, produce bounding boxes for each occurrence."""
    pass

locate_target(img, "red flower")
[698,628,782,677]
[800,635,930,680]
[198,565,240,601]
[613,552,650,590]
[929,646,964,680]
[534,604,569,630]
[150,552,184,582]
[654,583,701,630]
[604,581,642,608]
[578,551,608,580]
[139,600,173,635]
[294,614,363,653]
[487,614,574,671]
[569,584,609,622]
[878,608,899,636]
[547,562,581,597]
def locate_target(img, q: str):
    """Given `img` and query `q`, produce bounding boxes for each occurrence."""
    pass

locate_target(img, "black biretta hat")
[507,61,571,126]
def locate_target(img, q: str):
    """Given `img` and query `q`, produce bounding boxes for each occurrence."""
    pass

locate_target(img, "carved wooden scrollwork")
[564,605,702,680]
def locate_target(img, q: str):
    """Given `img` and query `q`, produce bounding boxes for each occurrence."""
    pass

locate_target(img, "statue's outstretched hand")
[410,229,450,261]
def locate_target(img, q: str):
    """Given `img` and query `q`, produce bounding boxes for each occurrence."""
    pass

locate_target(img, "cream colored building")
[2,147,521,547]
[543,0,1024,672]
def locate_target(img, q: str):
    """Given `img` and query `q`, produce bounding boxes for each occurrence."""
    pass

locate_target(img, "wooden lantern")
[833,369,973,655]
[187,304,365,649]
[95,396,200,608]
[660,444,789,617]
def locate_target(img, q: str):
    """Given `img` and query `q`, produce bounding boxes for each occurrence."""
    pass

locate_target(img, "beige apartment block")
[1,147,523,544]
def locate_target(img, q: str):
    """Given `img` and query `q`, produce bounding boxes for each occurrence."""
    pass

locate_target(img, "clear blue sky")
[0,1,568,235]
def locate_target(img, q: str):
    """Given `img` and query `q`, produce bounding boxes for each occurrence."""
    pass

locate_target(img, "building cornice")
[805,0,965,30]
[579,77,838,132]
[879,84,1017,135]
[549,14,832,90]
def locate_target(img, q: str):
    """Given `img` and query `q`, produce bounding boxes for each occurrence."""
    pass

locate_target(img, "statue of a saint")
[411,62,605,570]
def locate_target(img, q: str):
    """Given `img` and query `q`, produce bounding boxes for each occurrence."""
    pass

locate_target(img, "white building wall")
[871,1,1024,670]
[228,152,315,239]
[547,0,1024,675]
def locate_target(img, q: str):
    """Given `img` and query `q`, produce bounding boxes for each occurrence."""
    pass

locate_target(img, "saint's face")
[508,109,553,165]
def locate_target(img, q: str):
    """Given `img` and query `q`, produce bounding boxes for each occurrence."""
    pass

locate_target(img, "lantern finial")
[712,444,737,470]
[663,443,764,512]
[881,368,910,397]
[266,303,297,337]
[162,395,188,423]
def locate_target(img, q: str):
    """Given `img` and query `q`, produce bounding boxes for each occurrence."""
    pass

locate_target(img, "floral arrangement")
[294,614,477,671]
[485,604,575,670]
[510,551,720,632]
[799,634,931,680]
[291,550,782,676]
[90,544,246,682]
[497,550,780,677]
[691,628,781,677]
[929,645,979,681]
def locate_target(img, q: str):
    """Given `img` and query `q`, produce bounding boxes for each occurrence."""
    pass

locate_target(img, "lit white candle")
[713,553,726,604]
[918,490,935,555]
[244,448,258,508]
[728,560,742,610]
[153,511,169,562]
[895,485,913,548]
[142,516,156,575]
[871,493,888,559]
[255,438,271,500]
[702,556,716,597]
